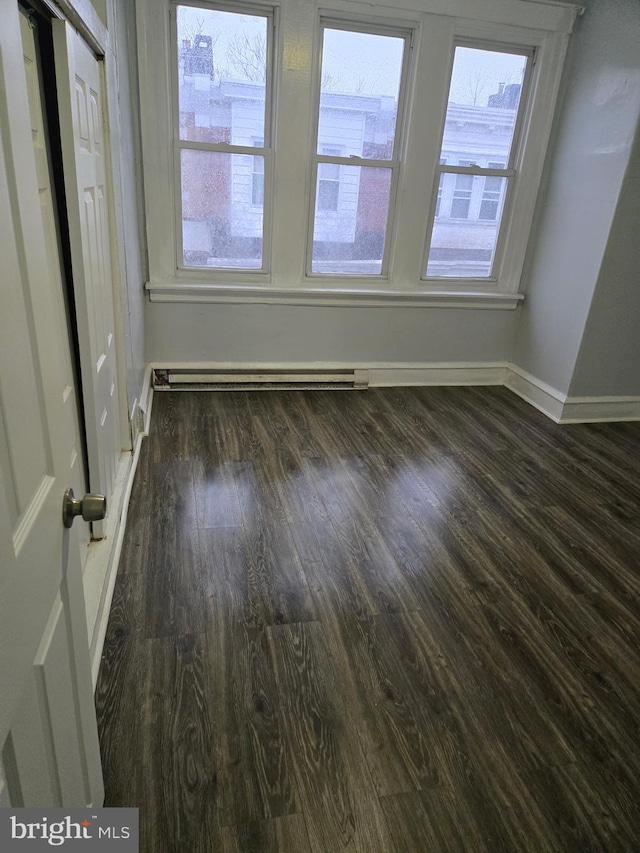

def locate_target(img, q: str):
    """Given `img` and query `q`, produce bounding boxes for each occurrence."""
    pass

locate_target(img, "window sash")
[307,20,411,278]
[422,39,533,281]
[172,3,276,273]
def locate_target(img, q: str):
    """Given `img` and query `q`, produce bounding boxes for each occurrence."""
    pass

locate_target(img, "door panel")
[21,11,89,553]
[53,21,120,538]
[0,2,103,807]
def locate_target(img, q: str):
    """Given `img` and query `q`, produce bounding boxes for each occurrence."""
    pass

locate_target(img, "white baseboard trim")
[84,450,133,688]
[560,396,640,423]
[368,363,509,386]
[504,366,640,423]
[504,365,566,422]
[87,370,155,689]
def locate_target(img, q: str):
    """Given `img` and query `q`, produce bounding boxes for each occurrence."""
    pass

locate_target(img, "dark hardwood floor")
[95,386,640,852]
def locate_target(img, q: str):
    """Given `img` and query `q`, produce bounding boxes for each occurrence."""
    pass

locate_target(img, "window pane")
[181,149,263,268]
[312,166,392,275]
[177,7,267,143]
[318,29,405,160]
[441,46,527,165]
[427,176,508,277]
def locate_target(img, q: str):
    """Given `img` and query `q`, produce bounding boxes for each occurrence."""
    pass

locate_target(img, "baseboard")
[504,365,566,422]
[505,366,640,423]
[83,450,133,688]
[368,363,508,386]
[87,370,155,689]
[560,396,640,423]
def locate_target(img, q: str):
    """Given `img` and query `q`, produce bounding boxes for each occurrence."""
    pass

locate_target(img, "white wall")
[512,0,640,396]
[146,302,517,365]
[569,122,640,397]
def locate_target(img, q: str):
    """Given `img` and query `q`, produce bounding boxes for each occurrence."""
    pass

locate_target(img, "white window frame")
[306,17,412,281]
[137,0,579,306]
[171,0,276,275]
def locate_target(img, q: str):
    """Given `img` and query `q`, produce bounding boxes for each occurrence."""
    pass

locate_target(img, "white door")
[53,21,121,539]
[22,11,90,558]
[0,2,103,807]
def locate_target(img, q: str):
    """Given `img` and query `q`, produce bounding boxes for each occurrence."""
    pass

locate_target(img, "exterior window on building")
[479,161,505,221]
[435,158,447,217]
[252,138,264,206]
[310,24,408,276]
[318,146,341,210]
[451,160,476,219]
[425,45,529,279]
[176,6,272,269]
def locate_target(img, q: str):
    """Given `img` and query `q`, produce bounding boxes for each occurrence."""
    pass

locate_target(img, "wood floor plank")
[268,621,395,852]
[304,587,445,796]
[143,520,205,638]
[220,813,312,853]
[200,527,300,825]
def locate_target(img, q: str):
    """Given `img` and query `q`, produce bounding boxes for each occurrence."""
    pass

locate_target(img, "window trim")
[137,0,579,303]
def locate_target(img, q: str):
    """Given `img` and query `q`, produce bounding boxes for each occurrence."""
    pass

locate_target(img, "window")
[309,23,409,276]
[140,0,576,302]
[176,5,273,269]
[425,45,530,279]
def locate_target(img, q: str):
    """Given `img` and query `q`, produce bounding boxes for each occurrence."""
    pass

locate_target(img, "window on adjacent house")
[317,146,341,211]
[309,24,409,276]
[450,160,476,219]
[424,45,530,279]
[176,6,272,269]
[435,158,447,217]
[479,162,506,221]
[252,138,264,206]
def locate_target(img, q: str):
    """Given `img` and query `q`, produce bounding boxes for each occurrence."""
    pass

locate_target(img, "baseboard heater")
[153,368,369,391]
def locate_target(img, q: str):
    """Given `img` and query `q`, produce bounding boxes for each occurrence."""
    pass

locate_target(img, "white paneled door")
[53,21,121,539]
[0,2,103,806]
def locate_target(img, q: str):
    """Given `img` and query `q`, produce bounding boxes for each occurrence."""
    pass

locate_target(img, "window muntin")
[309,23,408,276]
[176,5,272,270]
[424,44,531,280]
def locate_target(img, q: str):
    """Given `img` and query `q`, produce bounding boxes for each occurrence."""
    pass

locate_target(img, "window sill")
[146,282,524,309]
